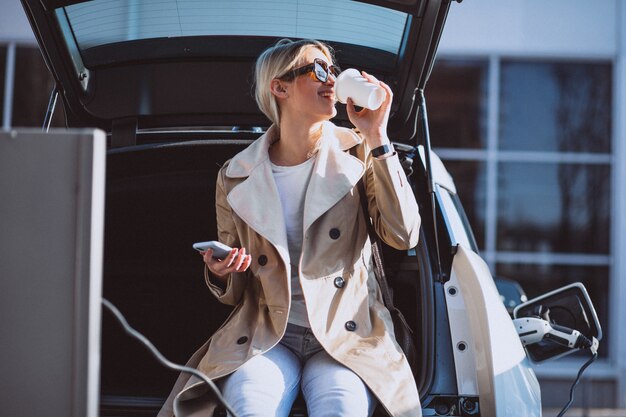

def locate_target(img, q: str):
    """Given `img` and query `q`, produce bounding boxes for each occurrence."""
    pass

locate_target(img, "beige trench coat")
[158,121,422,417]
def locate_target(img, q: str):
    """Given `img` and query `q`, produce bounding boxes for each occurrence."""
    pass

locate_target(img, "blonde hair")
[254,39,335,126]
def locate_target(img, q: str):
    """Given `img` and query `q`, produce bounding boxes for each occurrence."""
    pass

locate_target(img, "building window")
[444,160,486,249]
[497,60,612,354]
[428,58,489,248]
[428,57,613,356]
[499,61,612,153]
[428,59,488,149]
[496,162,610,254]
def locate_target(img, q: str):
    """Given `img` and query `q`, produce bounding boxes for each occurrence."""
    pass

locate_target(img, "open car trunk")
[100,138,436,416]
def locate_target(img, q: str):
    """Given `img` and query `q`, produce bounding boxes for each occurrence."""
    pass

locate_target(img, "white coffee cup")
[335,68,386,110]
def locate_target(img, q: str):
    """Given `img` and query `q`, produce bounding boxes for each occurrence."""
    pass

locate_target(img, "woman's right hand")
[202,247,252,281]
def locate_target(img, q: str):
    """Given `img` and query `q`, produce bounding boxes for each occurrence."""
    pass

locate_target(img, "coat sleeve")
[204,163,248,306]
[359,140,421,250]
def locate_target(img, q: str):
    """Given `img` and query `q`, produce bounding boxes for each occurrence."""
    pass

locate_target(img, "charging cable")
[556,351,597,417]
[101,298,239,417]
[513,316,599,417]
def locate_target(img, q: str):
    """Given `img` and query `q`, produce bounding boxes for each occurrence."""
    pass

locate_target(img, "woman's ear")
[270,79,289,99]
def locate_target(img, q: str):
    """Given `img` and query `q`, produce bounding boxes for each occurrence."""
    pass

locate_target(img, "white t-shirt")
[271,156,316,327]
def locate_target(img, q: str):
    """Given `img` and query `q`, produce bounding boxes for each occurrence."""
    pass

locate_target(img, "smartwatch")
[371,144,392,158]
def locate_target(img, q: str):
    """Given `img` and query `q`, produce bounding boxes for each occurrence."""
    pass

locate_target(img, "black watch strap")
[371,144,391,158]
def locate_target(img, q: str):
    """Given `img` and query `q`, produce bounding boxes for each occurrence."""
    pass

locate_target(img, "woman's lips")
[319,91,335,101]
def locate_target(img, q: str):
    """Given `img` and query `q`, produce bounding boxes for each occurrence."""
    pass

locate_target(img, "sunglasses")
[279,58,341,83]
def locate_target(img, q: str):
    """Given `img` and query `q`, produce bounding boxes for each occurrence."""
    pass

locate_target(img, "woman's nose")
[324,73,336,86]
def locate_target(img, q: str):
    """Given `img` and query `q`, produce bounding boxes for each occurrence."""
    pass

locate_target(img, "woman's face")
[281,47,337,123]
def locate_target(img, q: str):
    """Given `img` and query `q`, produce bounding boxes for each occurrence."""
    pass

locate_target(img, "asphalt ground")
[543,409,626,417]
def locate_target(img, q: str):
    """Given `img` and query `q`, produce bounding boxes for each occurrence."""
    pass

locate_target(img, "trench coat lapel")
[224,122,364,263]
[224,126,290,265]
[303,122,365,233]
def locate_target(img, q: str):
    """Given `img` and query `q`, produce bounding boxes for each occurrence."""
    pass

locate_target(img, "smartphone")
[192,240,233,259]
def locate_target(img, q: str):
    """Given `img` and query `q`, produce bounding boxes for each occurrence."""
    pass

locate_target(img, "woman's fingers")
[379,81,393,105]
[379,80,393,95]
[233,247,247,270]
[239,254,252,272]
[362,71,393,105]
[346,97,362,118]
[361,70,378,83]
[203,247,231,275]
[223,248,239,267]
[202,248,213,264]
[203,247,251,276]
[231,248,252,272]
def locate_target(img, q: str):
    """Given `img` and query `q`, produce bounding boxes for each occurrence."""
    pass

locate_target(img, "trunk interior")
[100,139,428,416]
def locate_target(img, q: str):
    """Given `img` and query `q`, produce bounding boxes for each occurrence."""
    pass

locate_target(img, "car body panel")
[451,244,541,416]
[444,272,479,396]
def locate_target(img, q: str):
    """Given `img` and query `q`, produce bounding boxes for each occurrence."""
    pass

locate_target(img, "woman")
[158,39,421,417]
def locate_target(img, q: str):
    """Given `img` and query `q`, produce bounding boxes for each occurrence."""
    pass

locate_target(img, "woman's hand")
[345,71,393,148]
[202,247,252,281]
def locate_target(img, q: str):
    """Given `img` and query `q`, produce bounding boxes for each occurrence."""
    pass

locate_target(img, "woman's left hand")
[345,71,393,147]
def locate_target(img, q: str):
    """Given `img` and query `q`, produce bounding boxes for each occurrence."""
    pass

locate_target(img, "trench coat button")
[334,277,345,288]
[258,255,268,266]
[329,228,341,240]
[236,336,248,345]
[345,321,357,331]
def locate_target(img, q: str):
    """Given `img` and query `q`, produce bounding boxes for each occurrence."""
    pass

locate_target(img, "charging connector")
[513,316,599,416]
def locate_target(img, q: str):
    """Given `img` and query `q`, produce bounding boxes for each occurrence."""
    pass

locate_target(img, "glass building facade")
[427,57,613,356]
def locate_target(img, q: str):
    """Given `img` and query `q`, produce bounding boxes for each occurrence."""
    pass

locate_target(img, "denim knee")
[220,344,302,417]
[301,350,376,417]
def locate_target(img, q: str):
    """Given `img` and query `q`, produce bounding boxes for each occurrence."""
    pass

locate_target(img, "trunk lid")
[21,0,451,141]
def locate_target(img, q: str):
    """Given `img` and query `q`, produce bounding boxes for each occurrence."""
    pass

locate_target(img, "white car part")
[450,244,541,417]
[513,316,599,354]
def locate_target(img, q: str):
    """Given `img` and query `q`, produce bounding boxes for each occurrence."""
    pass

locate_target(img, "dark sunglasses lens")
[330,65,341,77]
[313,61,328,82]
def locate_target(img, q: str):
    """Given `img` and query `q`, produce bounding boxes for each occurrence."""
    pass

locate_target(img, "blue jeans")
[219,323,376,417]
